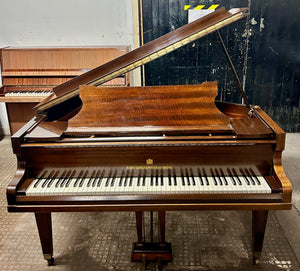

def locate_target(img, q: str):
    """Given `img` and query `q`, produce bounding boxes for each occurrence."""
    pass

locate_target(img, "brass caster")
[253,256,260,265]
[47,257,54,266]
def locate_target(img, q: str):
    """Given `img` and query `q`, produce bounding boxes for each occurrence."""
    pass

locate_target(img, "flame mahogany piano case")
[5,7,292,268]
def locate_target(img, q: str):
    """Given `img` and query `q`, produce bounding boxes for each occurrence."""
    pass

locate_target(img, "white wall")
[0,0,136,134]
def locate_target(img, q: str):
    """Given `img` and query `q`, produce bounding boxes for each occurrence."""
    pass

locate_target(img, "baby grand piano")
[6,7,292,268]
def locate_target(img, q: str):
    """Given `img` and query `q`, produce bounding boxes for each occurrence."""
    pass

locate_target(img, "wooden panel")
[0,46,130,135]
[66,82,233,135]
[6,103,38,135]
[0,47,130,76]
[2,76,72,86]
[22,142,274,176]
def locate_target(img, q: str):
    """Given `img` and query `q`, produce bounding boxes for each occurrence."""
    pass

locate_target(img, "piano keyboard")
[5,90,53,97]
[26,170,272,196]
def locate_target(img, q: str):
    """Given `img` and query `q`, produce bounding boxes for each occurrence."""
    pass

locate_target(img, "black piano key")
[73,177,81,187]
[78,170,88,187]
[65,177,72,188]
[129,175,133,187]
[87,177,94,187]
[111,176,116,187]
[202,169,209,185]
[34,170,48,188]
[215,169,225,185]
[47,171,59,188]
[118,176,124,186]
[56,178,63,188]
[105,176,112,187]
[173,173,177,186]
[198,169,204,185]
[210,169,218,185]
[248,168,261,185]
[79,177,86,187]
[245,168,260,185]
[232,168,242,185]
[92,178,98,187]
[60,170,72,187]
[87,170,96,187]
[150,174,154,186]
[241,168,255,185]
[190,170,196,186]
[242,174,250,185]
[219,169,228,185]
[41,178,50,188]
[124,175,128,187]
[227,169,236,185]
[216,169,223,185]
[168,175,172,186]
[67,170,76,188]
[181,175,185,186]
[142,175,146,186]
[186,171,191,186]
[248,175,258,185]
[73,170,83,187]
[118,171,125,187]
[155,171,159,186]
[60,177,68,187]
[137,175,141,186]
[55,171,67,187]
[96,177,103,187]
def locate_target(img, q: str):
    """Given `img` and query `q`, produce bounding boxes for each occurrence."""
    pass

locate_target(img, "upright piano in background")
[0,46,130,135]
[5,7,292,269]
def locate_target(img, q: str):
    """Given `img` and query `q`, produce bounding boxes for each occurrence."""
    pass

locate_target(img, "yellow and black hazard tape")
[184,4,219,10]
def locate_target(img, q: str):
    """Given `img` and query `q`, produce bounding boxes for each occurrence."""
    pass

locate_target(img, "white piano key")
[31,178,48,195]
[130,177,140,194]
[109,177,120,194]
[26,178,41,195]
[79,177,91,195]
[26,170,272,196]
[257,176,272,193]
[94,177,105,194]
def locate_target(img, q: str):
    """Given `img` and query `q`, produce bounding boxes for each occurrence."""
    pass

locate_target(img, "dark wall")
[141,0,300,132]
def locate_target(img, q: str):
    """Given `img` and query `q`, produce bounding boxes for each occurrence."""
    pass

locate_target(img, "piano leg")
[135,211,143,245]
[35,212,54,266]
[158,211,166,244]
[131,211,172,266]
[252,210,268,264]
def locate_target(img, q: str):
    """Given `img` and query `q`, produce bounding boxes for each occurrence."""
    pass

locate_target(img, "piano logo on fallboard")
[126,158,173,170]
[146,159,153,165]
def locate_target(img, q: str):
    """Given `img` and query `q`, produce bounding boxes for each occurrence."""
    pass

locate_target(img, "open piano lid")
[34,7,248,116]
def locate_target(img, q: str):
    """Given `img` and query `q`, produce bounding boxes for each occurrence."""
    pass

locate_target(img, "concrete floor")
[0,134,299,271]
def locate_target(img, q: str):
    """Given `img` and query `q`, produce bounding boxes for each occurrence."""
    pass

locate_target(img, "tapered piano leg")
[252,210,268,264]
[158,211,166,245]
[135,211,143,245]
[35,212,54,265]
[131,211,172,264]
